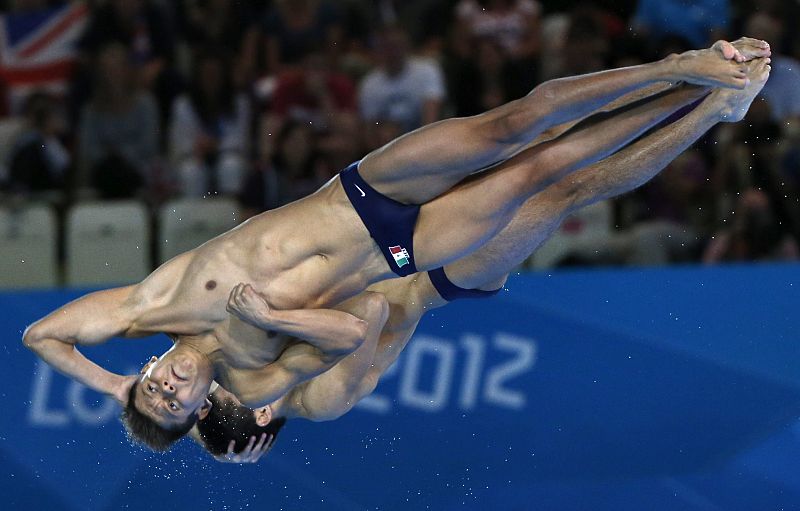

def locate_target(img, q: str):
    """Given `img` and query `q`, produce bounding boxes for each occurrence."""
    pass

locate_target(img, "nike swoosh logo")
[354,184,366,197]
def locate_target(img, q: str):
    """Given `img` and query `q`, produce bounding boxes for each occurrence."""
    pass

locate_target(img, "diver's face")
[136,348,213,428]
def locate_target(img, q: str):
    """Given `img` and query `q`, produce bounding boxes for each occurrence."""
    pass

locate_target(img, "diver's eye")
[169,402,178,410]
[148,384,156,393]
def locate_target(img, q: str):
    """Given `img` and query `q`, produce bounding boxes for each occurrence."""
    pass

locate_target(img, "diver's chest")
[215,320,288,369]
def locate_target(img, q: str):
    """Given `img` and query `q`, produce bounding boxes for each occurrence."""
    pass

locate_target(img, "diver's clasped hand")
[226,283,274,326]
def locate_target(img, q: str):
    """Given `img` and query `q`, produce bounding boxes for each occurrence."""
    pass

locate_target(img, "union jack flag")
[0,1,89,113]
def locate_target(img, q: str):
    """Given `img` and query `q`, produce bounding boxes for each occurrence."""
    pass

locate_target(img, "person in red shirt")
[270,50,356,122]
[263,49,360,175]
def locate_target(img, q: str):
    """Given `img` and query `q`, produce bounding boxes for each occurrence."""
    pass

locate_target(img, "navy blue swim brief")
[428,267,502,301]
[340,161,419,277]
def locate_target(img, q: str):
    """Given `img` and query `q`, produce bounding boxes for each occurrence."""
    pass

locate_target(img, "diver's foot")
[711,57,771,122]
[671,41,748,89]
[731,37,771,61]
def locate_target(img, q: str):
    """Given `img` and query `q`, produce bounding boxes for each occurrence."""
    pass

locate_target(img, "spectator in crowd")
[743,12,800,123]
[615,150,716,264]
[359,26,445,142]
[703,188,799,263]
[239,119,325,218]
[752,0,800,49]
[262,48,360,172]
[778,119,800,224]
[178,0,260,87]
[1,0,797,271]
[559,7,612,77]
[534,5,617,83]
[345,0,451,56]
[3,92,69,197]
[710,90,783,225]
[263,0,343,74]
[168,50,251,198]
[268,49,357,129]
[79,0,174,80]
[77,43,159,199]
[609,33,648,69]
[631,0,729,49]
[361,117,404,154]
[447,37,516,117]
[637,150,716,234]
[655,35,694,60]
[315,113,362,174]
[454,0,541,60]
[78,0,177,115]
[453,0,541,94]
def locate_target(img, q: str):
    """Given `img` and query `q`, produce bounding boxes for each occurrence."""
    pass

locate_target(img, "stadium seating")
[0,203,58,288]
[65,201,150,286]
[528,200,614,268]
[0,117,24,183]
[157,197,241,263]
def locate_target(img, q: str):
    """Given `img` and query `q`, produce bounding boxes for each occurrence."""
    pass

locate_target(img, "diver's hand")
[111,374,138,406]
[227,283,273,326]
[213,433,275,464]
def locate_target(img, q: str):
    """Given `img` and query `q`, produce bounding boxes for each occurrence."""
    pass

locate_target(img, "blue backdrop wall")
[1,264,799,511]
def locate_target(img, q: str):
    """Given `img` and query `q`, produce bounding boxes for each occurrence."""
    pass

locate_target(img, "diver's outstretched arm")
[22,287,140,404]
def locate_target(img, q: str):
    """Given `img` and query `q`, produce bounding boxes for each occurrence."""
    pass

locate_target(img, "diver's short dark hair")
[120,380,196,452]
[196,392,287,456]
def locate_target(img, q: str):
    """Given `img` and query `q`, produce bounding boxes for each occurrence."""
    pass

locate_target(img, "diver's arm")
[234,338,371,408]
[233,292,390,410]
[226,283,369,358]
[22,287,140,403]
[230,343,341,408]
[287,292,390,421]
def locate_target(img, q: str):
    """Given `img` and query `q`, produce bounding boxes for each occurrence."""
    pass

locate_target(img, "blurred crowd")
[0,0,799,267]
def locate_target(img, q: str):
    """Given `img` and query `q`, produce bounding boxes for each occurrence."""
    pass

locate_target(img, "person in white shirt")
[168,51,251,197]
[359,26,445,137]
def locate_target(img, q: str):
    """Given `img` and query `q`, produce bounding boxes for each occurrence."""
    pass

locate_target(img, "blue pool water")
[1,264,798,510]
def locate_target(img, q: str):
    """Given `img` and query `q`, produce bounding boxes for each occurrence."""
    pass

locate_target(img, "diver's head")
[195,387,287,456]
[121,347,214,451]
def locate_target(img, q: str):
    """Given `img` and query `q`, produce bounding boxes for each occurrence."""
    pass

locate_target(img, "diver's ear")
[255,405,272,427]
[197,397,212,421]
[140,356,158,374]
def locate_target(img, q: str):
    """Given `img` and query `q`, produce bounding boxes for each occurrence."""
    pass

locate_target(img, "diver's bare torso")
[130,177,388,369]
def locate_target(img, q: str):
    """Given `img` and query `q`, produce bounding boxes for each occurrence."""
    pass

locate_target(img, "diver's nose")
[162,380,175,393]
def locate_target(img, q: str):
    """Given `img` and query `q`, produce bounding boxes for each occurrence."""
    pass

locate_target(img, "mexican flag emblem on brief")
[389,245,410,268]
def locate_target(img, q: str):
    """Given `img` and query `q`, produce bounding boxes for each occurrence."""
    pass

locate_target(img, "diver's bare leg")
[413,58,771,273]
[357,41,761,204]
[526,37,772,147]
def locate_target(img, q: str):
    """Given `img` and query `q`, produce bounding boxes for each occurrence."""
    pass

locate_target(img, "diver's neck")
[176,334,220,358]
[269,395,301,420]
[175,337,222,380]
